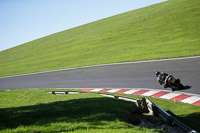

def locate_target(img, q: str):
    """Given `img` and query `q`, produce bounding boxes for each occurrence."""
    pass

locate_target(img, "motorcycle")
[155,71,184,91]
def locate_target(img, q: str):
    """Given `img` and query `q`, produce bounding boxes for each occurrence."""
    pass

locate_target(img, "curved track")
[0,57,200,94]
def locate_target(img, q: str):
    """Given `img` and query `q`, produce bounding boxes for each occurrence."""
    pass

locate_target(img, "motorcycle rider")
[156,71,169,88]
[156,71,183,91]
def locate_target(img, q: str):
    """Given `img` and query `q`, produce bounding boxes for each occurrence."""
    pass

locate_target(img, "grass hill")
[0,0,200,77]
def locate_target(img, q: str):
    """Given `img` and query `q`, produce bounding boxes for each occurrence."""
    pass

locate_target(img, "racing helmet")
[156,71,160,77]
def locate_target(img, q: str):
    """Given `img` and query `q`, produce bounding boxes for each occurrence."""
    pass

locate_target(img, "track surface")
[0,57,200,94]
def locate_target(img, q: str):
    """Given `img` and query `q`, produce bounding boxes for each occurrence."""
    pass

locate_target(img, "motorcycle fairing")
[169,76,176,84]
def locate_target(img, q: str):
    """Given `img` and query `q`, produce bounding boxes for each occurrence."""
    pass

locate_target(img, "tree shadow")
[167,110,200,132]
[0,97,136,131]
[178,112,200,132]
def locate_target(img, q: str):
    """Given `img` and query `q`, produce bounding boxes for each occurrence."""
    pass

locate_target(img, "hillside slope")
[0,0,200,77]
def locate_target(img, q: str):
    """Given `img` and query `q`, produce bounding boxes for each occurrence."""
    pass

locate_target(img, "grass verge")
[0,89,200,132]
[0,89,164,133]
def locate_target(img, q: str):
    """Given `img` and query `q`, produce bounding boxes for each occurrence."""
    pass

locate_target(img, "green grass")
[0,89,164,133]
[0,89,200,133]
[0,0,200,77]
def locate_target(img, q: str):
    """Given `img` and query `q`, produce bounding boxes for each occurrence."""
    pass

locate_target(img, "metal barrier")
[48,91,82,95]
[144,97,197,133]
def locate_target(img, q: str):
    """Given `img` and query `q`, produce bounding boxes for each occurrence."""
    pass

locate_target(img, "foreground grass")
[0,89,200,132]
[0,0,200,77]
[0,89,164,133]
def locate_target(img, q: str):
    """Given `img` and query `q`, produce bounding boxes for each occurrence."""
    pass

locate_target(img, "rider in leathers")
[156,71,169,88]
[156,71,183,91]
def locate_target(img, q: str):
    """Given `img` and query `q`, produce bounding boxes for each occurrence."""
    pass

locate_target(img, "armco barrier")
[48,91,198,133]
[145,97,197,133]
[48,91,82,95]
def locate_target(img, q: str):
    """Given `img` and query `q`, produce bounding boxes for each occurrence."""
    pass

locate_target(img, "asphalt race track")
[0,56,200,95]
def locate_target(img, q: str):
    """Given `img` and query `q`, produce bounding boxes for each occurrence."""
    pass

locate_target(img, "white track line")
[107,89,122,93]
[181,96,200,104]
[159,93,181,99]
[124,89,141,94]
[141,90,160,96]
[91,88,104,92]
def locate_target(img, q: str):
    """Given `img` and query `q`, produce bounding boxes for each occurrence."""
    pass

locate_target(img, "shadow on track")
[173,85,192,92]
